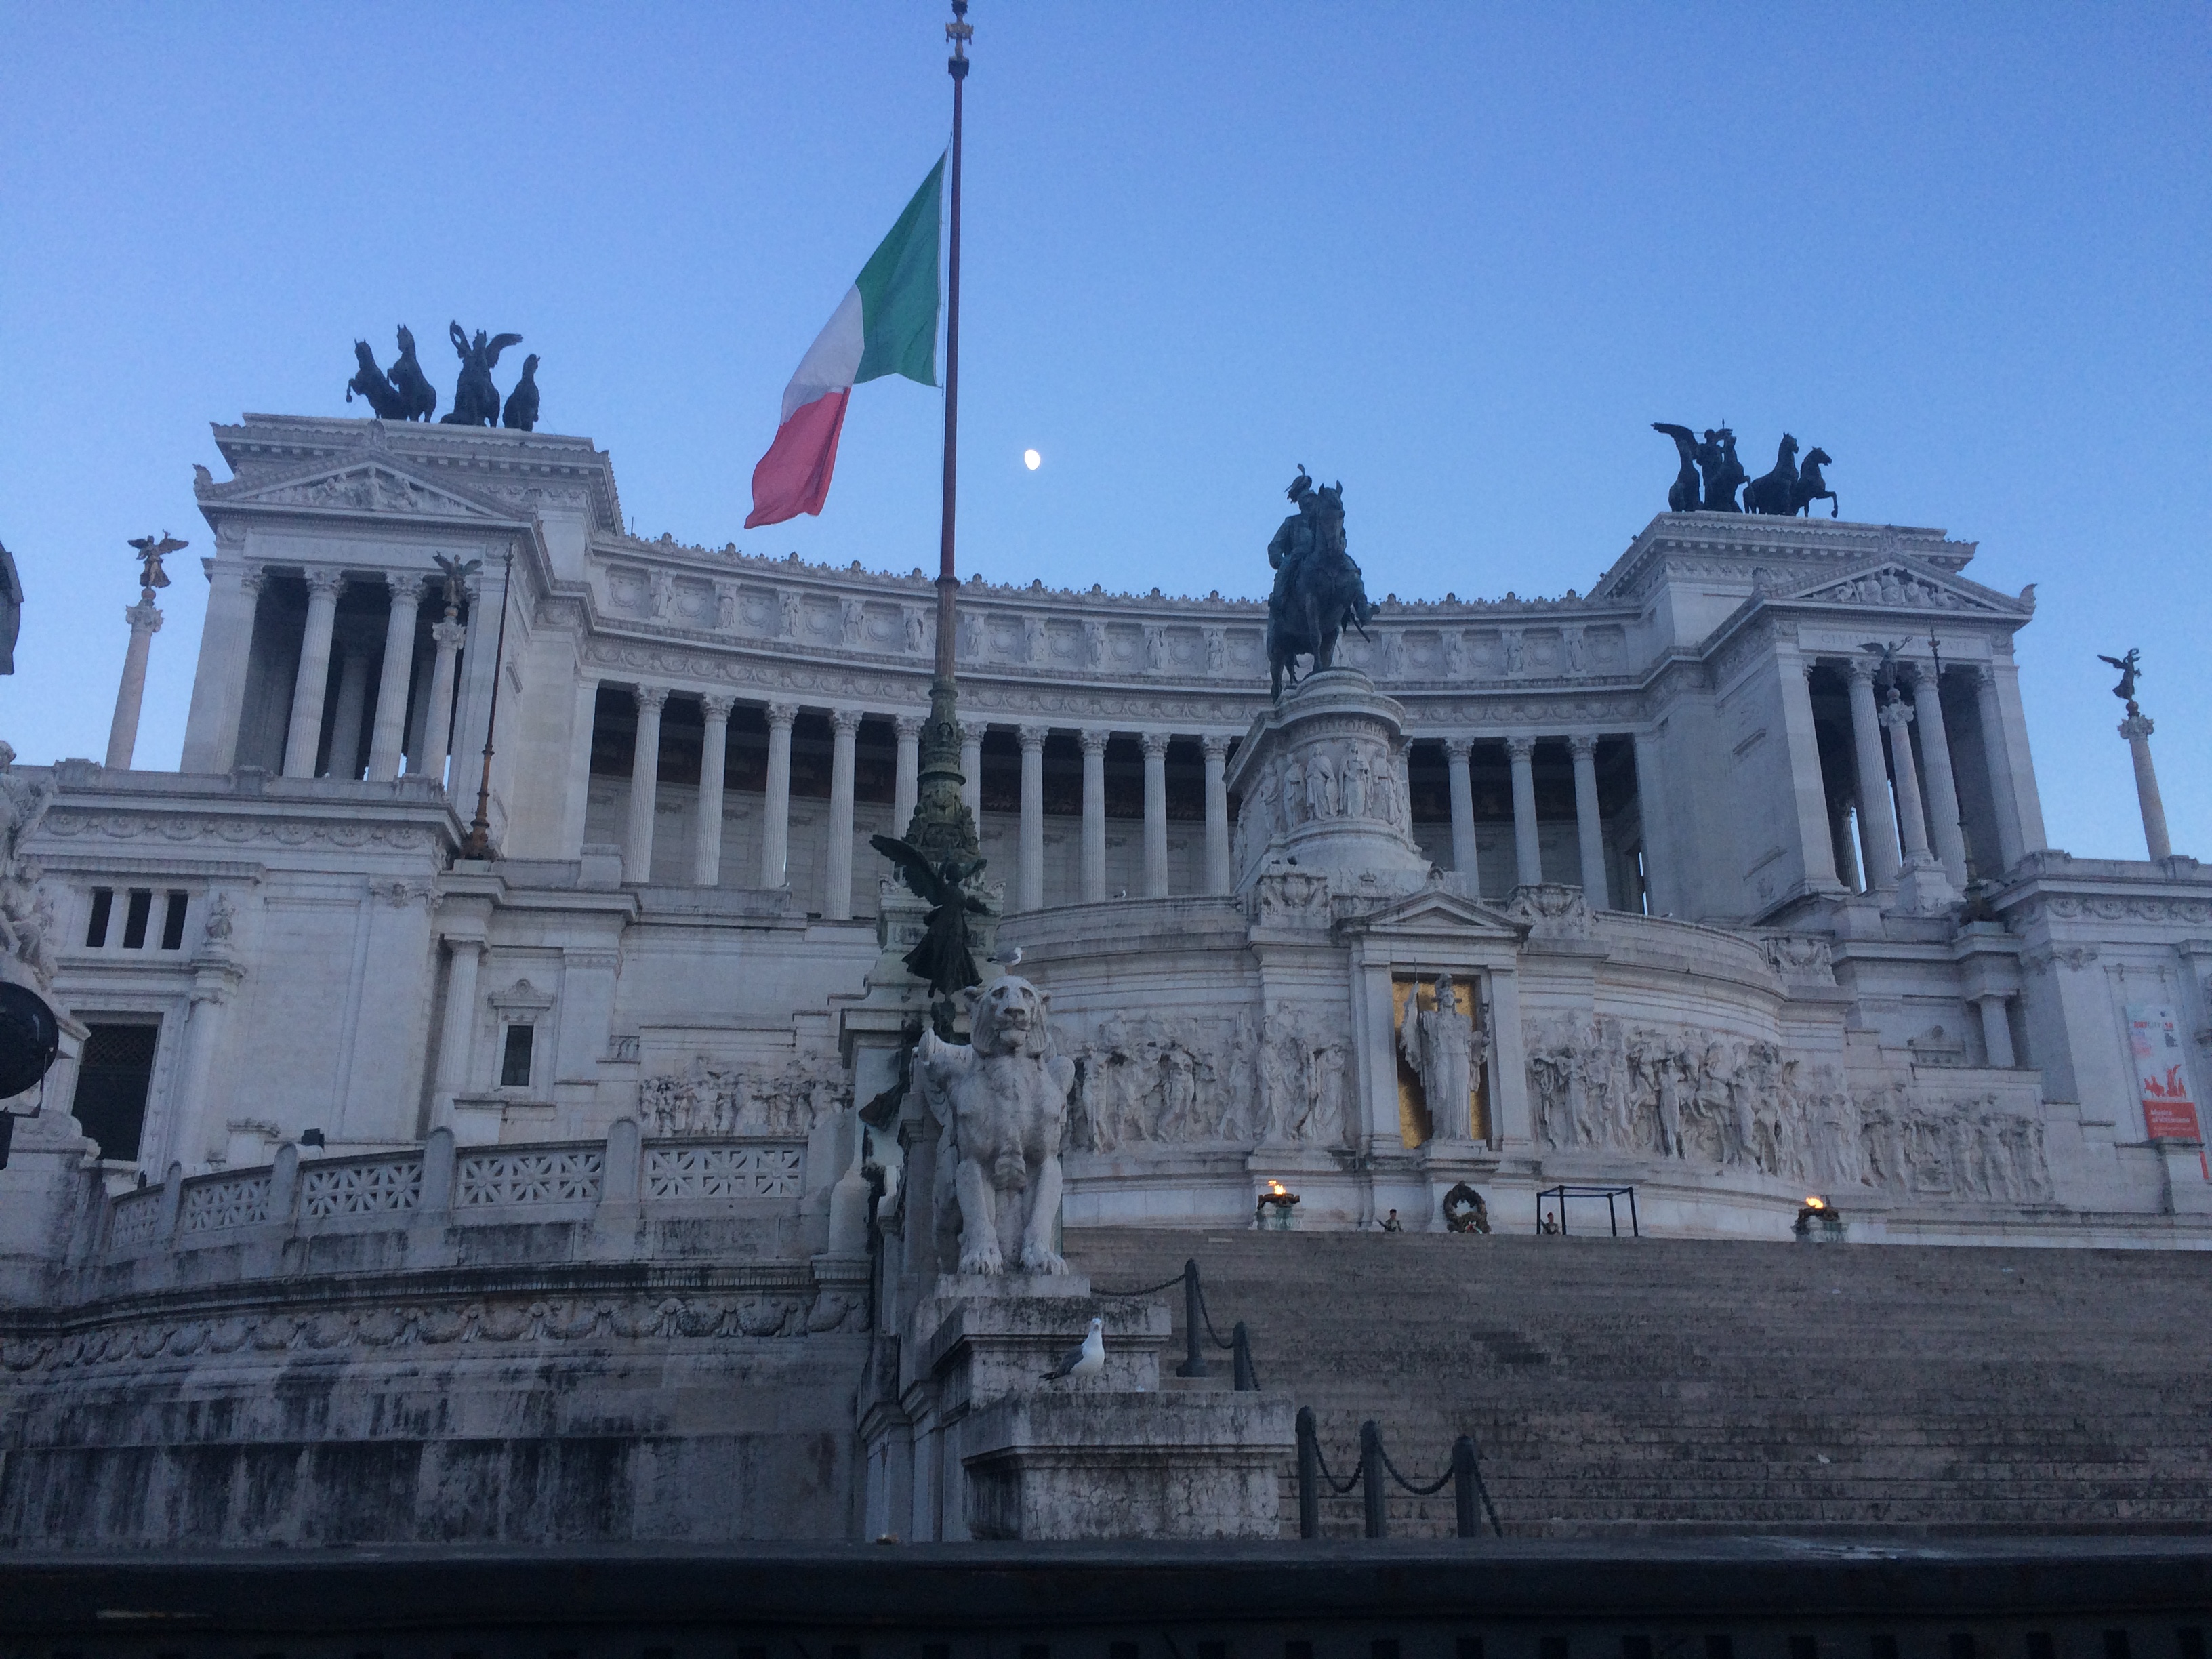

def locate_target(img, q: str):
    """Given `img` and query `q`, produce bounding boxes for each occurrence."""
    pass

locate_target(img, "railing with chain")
[1295,1406,1502,1539]
[1097,1257,1259,1389]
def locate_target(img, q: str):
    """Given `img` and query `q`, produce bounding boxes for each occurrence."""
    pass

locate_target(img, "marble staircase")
[1061,1227,2212,1538]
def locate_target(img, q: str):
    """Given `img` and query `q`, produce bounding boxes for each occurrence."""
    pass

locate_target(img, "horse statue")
[1265,474,1372,701]
[346,342,406,419]
[1791,447,1837,518]
[501,354,541,431]
[388,325,438,421]
[440,321,523,426]
[1744,434,1799,515]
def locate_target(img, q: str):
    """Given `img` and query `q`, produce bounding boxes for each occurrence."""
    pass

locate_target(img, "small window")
[85,888,113,948]
[499,1023,535,1089]
[160,892,188,951]
[121,889,153,949]
[74,1021,161,1162]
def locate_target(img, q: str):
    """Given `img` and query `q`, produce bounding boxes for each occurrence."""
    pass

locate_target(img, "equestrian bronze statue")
[1265,466,1373,702]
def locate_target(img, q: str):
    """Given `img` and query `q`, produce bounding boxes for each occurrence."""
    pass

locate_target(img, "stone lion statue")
[919,975,1075,1275]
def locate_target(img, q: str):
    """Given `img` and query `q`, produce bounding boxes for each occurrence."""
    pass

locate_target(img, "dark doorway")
[73,1021,161,1162]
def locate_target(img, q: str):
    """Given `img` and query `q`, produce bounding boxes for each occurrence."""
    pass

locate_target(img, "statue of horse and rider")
[1265,466,1373,702]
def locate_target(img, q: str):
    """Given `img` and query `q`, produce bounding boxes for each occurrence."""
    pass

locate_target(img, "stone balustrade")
[102,1121,808,1268]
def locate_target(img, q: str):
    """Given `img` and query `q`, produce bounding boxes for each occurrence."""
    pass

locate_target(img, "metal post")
[1607,1191,1619,1237]
[1360,1419,1387,1539]
[1453,1435,1478,1539]
[1176,1257,1210,1378]
[1232,1321,1257,1391]
[1628,1187,1640,1238]
[1296,1406,1319,1540]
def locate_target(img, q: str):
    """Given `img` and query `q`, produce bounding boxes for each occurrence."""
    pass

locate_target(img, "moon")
[1023,449,1041,470]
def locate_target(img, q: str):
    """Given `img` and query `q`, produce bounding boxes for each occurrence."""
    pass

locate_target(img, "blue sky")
[2,3,2204,860]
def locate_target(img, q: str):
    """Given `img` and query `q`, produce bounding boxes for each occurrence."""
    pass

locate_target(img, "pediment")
[1779,556,2025,616]
[196,457,515,524]
[1348,884,1530,940]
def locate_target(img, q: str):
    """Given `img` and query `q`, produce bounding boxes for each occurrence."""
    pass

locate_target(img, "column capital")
[1567,733,1597,760]
[766,701,798,731]
[1504,735,1536,762]
[125,600,164,634]
[430,618,468,651]
[958,720,985,746]
[894,714,924,741]
[1847,655,1881,684]
[1970,662,1999,690]
[701,693,736,722]
[633,684,670,714]
[1200,734,1230,762]
[1877,692,1914,731]
[2120,712,2155,741]
[1140,731,1170,760]
[304,568,346,598]
[832,708,864,737]
[1079,728,1112,756]
[1017,723,1048,752]
[386,571,428,605]
[1443,736,1473,762]
[239,564,268,596]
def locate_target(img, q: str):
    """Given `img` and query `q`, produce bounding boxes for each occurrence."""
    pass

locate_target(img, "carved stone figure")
[636,1052,843,1139]
[440,322,523,427]
[1399,974,1483,1141]
[501,354,541,432]
[920,975,1075,1275]
[0,543,20,675]
[1206,628,1227,673]
[905,609,927,653]
[1441,631,1467,678]
[201,891,237,945]
[388,325,438,421]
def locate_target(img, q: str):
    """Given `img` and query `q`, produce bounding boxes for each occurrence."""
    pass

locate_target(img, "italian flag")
[745,156,945,529]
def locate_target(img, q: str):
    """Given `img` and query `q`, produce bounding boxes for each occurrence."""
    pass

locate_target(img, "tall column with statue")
[106,534,182,771]
[2102,649,2172,861]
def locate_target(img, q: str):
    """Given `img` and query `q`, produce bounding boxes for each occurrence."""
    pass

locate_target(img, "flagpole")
[937,0,969,682]
[900,0,983,881]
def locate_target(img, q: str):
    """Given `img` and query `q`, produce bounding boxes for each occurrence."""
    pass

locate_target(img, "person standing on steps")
[1380,1209,1404,1232]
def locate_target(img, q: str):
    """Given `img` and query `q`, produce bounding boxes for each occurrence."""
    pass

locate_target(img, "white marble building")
[0,409,2206,1544]
[3,410,2207,1252]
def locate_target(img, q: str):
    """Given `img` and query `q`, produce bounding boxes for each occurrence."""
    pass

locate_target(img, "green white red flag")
[745,157,945,528]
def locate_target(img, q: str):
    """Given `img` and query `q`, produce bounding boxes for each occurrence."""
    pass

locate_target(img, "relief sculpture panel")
[1067,1004,1352,1154]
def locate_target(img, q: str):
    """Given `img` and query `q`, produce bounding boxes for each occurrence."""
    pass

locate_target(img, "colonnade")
[189,563,481,786]
[1431,734,1633,909]
[601,684,1237,914]
[1799,653,2028,897]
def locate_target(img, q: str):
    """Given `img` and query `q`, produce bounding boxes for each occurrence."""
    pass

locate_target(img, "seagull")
[987,943,1023,968]
[1041,1316,1105,1382]
[1113,888,1128,900]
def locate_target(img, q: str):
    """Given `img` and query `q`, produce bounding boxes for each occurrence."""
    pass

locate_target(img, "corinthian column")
[826,709,861,918]
[1080,729,1109,902]
[762,702,796,887]
[1973,665,2025,872]
[1507,736,1540,886]
[892,715,922,837]
[1910,664,1969,887]
[694,695,733,886]
[1141,732,1170,897]
[104,592,163,771]
[366,575,426,781]
[1568,735,1610,909]
[1879,691,1932,865]
[325,626,374,780]
[282,569,345,777]
[2121,707,2172,861]
[959,722,984,824]
[624,686,667,884]
[1444,738,1479,888]
[1017,725,1047,912]
[1846,658,1901,891]
[420,611,467,788]
[1202,735,1232,895]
